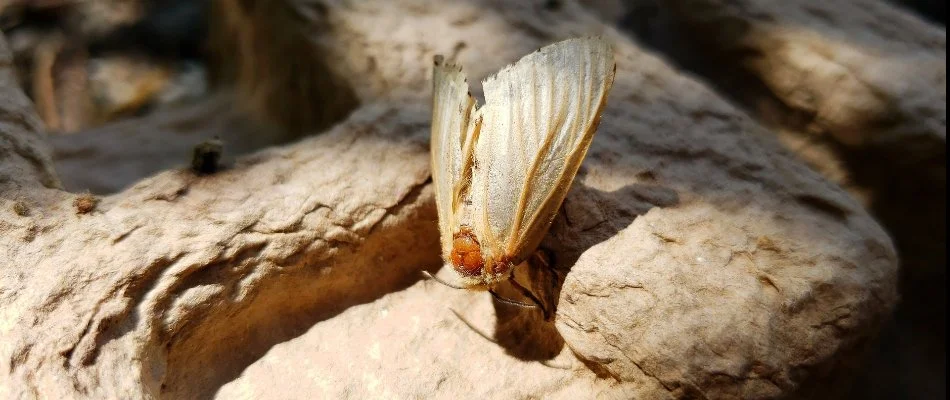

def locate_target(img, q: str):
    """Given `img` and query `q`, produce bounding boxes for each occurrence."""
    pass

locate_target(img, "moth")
[429,37,616,318]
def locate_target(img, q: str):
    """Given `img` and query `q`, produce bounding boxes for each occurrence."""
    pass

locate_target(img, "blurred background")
[0,0,944,398]
[0,0,209,132]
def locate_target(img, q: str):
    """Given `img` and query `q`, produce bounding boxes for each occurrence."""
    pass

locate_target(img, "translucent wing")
[471,37,616,264]
[431,56,481,260]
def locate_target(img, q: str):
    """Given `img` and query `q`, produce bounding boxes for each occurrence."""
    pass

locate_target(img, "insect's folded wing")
[431,57,481,260]
[472,38,616,263]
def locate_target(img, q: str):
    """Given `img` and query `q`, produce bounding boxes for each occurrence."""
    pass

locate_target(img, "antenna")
[420,271,549,318]
[420,270,467,290]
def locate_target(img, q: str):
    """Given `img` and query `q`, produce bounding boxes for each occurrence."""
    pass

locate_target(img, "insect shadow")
[487,172,680,362]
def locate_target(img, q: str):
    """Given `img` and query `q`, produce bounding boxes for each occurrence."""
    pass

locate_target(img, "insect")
[428,37,616,319]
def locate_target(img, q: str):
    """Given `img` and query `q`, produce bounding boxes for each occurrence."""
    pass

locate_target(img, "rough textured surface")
[2,102,439,399]
[579,1,946,397]
[215,280,613,399]
[665,0,946,149]
[0,0,904,399]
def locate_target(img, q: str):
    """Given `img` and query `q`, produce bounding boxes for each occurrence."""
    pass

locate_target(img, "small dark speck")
[451,41,467,61]
[544,0,562,11]
[74,193,99,215]
[652,231,678,243]
[191,137,224,175]
[758,275,780,292]
[13,201,29,216]
[636,170,656,181]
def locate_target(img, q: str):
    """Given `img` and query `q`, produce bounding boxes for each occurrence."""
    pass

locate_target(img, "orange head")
[450,227,513,287]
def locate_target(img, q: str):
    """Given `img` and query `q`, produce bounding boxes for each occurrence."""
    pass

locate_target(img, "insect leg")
[423,271,550,319]
[449,308,497,344]
[421,270,468,290]
[507,279,551,320]
[530,248,559,294]
[488,289,541,310]
[527,249,561,321]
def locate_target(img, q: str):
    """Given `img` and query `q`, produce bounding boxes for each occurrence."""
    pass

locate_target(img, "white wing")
[431,56,481,260]
[470,37,616,264]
